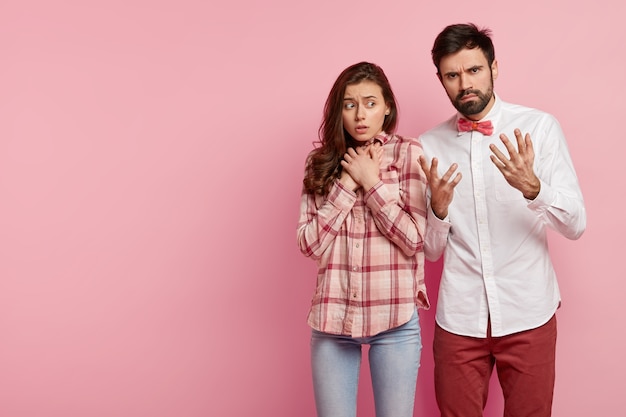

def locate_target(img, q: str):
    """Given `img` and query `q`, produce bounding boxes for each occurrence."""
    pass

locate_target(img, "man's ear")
[491,60,499,81]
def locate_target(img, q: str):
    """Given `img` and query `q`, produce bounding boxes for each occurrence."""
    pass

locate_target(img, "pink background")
[0,1,623,416]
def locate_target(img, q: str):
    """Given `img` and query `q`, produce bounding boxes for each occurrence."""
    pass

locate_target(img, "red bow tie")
[457,118,494,136]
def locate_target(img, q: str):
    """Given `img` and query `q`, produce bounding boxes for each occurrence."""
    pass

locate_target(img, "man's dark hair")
[431,23,495,75]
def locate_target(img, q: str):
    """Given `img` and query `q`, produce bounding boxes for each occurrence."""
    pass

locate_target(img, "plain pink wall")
[0,1,623,416]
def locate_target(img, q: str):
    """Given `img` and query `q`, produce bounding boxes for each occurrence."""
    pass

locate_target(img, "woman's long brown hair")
[303,62,398,195]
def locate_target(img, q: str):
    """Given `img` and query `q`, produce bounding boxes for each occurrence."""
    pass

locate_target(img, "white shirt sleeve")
[424,204,451,262]
[527,117,586,240]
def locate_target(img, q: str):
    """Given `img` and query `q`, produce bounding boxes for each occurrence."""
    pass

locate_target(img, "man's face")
[438,47,498,121]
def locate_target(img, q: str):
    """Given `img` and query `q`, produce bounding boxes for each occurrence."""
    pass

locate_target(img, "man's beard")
[452,84,494,116]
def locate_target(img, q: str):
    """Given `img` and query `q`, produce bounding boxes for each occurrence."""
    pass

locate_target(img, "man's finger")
[430,157,440,176]
[489,143,509,164]
[513,129,527,155]
[441,163,458,182]
[498,133,518,157]
[523,133,535,159]
[450,172,462,186]
[418,156,432,181]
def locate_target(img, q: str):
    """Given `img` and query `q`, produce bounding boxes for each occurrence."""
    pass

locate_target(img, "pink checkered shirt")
[297,133,429,338]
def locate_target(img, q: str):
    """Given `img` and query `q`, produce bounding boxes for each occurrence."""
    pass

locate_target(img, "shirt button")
[355,243,360,248]
[353,293,357,298]
[352,266,358,271]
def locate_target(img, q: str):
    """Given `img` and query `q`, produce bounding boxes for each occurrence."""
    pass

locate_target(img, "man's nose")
[459,73,472,90]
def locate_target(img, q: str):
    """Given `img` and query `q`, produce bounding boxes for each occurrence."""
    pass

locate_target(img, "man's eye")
[471,67,480,73]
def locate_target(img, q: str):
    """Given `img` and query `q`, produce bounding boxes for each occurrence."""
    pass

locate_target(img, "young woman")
[297,62,429,417]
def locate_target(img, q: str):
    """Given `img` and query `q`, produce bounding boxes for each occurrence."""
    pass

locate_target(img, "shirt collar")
[372,131,391,145]
[354,132,390,146]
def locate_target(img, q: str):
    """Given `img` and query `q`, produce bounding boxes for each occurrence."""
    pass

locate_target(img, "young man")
[418,23,586,417]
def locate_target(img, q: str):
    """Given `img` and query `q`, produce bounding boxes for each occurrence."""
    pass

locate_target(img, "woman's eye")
[344,103,355,109]
[367,101,376,107]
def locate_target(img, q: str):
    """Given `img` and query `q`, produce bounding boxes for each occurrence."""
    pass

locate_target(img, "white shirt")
[419,95,586,337]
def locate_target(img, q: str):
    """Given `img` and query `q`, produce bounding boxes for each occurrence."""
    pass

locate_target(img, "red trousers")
[433,315,557,417]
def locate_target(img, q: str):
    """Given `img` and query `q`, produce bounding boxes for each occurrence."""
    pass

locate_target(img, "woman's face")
[342,80,390,143]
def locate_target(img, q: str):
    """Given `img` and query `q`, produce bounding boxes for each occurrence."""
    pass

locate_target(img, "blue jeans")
[311,309,421,417]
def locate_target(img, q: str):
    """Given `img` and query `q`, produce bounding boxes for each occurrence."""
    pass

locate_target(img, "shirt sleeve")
[526,117,586,240]
[297,179,356,260]
[363,138,427,257]
[424,205,451,261]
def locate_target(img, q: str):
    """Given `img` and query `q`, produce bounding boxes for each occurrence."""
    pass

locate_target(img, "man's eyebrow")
[443,65,484,75]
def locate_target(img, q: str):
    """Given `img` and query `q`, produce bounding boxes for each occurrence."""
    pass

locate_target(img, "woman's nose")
[355,105,365,120]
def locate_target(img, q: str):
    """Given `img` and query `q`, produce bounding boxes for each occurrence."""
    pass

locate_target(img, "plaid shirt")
[297,133,429,338]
